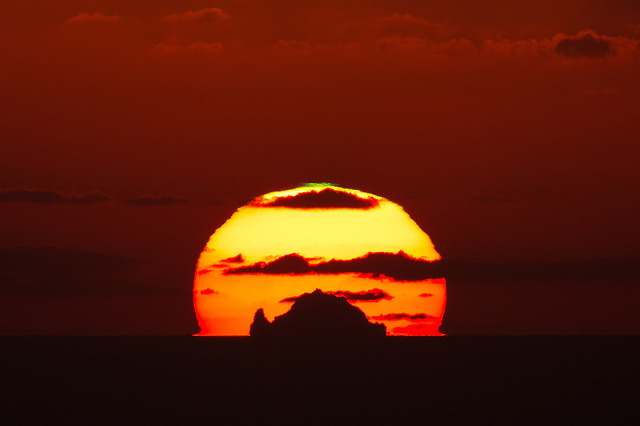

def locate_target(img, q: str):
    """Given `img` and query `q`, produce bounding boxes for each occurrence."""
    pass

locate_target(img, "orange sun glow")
[193,183,446,336]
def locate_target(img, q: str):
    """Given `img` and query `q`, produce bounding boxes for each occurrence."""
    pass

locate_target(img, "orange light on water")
[194,184,446,336]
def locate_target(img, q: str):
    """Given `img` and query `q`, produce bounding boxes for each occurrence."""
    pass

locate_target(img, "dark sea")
[3,335,639,425]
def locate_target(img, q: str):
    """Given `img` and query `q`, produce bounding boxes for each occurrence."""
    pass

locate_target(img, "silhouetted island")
[250,289,386,338]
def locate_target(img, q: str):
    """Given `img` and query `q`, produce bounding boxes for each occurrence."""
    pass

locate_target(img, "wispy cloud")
[64,12,122,25]
[161,8,229,23]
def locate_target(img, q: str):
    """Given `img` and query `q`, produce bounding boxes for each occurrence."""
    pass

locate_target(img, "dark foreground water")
[2,336,638,425]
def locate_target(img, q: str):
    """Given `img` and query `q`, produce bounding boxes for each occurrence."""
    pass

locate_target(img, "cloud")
[482,30,637,58]
[123,195,188,206]
[251,188,380,209]
[0,246,172,298]
[270,40,314,55]
[391,323,439,335]
[0,188,110,205]
[482,38,552,56]
[221,254,244,263]
[226,252,444,281]
[338,13,447,43]
[226,253,312,275]
[329,289,393,302]
[374,13,445,38]
[162,7,229,23]
[64,12,122,25]
[554,30,614,58]
[280,288,393,303]
[313,252,443,281]
[0,246,145,276]
[370,313,437,322]
[375,36,476,55]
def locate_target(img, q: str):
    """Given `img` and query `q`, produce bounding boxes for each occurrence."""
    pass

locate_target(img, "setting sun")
[193,183,446,336]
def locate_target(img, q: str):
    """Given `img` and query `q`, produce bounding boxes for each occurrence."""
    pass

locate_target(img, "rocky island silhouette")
[250,289,386,338]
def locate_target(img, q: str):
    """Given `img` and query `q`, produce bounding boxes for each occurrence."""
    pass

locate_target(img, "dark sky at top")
[1,1,639,333]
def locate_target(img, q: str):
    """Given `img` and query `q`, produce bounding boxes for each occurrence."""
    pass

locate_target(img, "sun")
[193,183,446,336]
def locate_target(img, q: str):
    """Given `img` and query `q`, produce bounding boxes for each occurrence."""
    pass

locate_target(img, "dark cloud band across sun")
[369,313,437,322]
[280,288,393,303]
[224,252,444,281]
[250,188,380,209]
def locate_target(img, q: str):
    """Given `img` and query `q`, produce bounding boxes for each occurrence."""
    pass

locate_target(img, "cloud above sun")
[251,188,380,209]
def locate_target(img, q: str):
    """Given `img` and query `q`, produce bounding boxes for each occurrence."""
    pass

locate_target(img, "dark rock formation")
[250,289,386,339]
[249,308,271,336]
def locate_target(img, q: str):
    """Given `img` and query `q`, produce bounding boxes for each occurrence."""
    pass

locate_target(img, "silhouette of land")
[250,289,386,338]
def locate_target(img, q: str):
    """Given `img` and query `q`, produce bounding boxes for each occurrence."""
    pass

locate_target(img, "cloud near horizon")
[123,195,188,206]
[0,246,146,276]
[0,188,110,205]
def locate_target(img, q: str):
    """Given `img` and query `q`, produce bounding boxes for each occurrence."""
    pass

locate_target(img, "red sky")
[1,1,639,333]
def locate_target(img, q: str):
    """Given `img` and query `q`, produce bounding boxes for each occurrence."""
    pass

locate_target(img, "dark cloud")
[370,313,437,322]
[280,288,393,304]
[313,252,443,281]
[392,323,439,335]
[0,188,110,205]
[200,288,217,295]
[0,246,157,297]
[124,196,188,206]
[0,246,145,276]
[221,254,244,263]
[555,31,613,58]
[251,188,380,209]
[419,293,434,298]
[225,252,444,281]
[225,253,312,275]
[329,289,393,302]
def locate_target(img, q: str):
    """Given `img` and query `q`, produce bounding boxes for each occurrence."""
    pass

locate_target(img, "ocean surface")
[3,336,638,424]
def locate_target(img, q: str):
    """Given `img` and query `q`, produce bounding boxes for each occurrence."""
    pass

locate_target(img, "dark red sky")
[1,1,639,333]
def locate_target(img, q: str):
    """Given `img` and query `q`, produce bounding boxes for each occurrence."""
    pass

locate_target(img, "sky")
[1,1,639,334]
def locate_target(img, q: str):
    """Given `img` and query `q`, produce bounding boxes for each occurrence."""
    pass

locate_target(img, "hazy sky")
[1,1,639,333]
